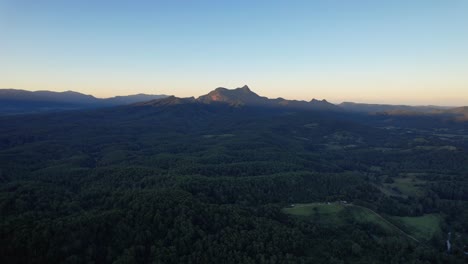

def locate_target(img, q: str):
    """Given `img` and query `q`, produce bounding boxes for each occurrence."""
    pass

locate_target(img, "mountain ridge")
[137,86,467,122]
[0,88,169,114]
[1,87,466,119]
[339,101,451,113]
[168,85,341,111]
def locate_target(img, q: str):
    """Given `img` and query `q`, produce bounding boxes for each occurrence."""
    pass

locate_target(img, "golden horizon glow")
[1,1,467,106]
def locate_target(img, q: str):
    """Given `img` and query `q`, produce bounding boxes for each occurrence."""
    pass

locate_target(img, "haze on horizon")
[1,0,467,106]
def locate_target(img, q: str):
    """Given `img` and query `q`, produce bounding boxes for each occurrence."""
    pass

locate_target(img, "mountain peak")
[213,85,251,92]
[240,85,251,91]
[311,98,328,103]
[197,85,262,105]
[136,96,195,107]
[195,86,340,111]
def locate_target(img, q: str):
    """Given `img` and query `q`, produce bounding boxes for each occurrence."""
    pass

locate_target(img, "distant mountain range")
[338,102,450,113]
[441,106,468,121]
[0,89,168,114]
[0,86,466,121]
[137,85,467,121]
[139,85,340,112]
[338,102,467,121]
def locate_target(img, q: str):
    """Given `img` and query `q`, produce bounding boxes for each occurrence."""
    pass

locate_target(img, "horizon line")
[0,87,464,108]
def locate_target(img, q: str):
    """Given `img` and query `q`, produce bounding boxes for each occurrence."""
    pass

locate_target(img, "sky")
[1,0,468,106]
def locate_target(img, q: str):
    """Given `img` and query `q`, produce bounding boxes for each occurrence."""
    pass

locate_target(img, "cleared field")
[283,203,343,217]
[283,203,443,243]
[383,176,426,197]
[283,203,394,231]
[391,214,442,241]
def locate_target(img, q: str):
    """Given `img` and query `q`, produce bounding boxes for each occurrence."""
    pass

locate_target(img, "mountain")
[150,85,341,111]
[0,89,99,104]
[0,89,168,114]
[104,94,168,105]
[139,86,468,121]
[2,87,465,120]
[137,96,196,107]
[443,106,468,121]
[197,85,269,106]
[339,102,449,114]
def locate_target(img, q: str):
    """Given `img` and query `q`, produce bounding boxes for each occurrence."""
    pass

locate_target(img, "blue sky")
[1,0,467,105]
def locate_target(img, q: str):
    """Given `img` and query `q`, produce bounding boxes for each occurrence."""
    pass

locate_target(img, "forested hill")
[0,88,467,263]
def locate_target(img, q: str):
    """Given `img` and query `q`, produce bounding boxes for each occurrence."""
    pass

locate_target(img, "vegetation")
[392,214,442,241]
[283,203,345,218]
[0,101,467,263]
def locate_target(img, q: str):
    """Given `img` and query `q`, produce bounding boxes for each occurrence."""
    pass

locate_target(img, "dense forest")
[1,100,467,263]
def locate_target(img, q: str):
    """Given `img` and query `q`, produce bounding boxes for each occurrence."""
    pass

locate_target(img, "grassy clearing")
[383,176,426,197]
[283,203,442,243]
[391,214,442,241]
[282,203,394,231]
[283,203,343,217]
[283,203,346,225]
[393,177,425,196]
